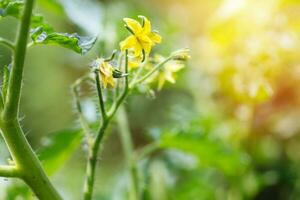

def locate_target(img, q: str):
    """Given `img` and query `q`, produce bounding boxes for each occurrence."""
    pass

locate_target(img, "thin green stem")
[130,55,173,88]
[95,71,107,120]
[0,165,19,178]
[3,0,33,120]
[72,85,92,139]
[117,106,139,200]
[83,50,130,200]
[0,37,15,51]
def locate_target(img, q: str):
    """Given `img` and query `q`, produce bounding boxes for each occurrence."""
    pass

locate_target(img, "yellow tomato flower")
[157,61,185,90]
[147,55,186,90]
[128,53,144,69]
[96,58,115,88]
[120,16,162,57]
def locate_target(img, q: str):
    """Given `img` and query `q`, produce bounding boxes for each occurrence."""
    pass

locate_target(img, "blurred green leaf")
[5,181,31,200]
[159,132,249,175]
[38,129,82,175]
[37,0,64,15]
[0,0,23,19]
[31,31,97,54]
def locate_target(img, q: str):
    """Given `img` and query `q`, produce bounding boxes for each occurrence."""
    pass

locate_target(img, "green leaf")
[5,181,31,200]
[159,132,249,175]
[31,31,97,54]
[0,1,24,19]
[38,129,83,175]
[31,14,54,33]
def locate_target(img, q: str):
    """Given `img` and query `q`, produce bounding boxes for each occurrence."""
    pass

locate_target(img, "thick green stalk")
[0,120,62,200]
[3,0,33,119]
[0,0,62,199]
[117,106,139,200]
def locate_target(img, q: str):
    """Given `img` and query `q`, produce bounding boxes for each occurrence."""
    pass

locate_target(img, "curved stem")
[0,165,19,178]
[0,38,15,51]
[72,85,92,138]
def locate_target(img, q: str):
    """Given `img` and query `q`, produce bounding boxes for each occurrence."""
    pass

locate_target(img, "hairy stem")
[0,120,62,199]
[83,50,129,200]
[117,106,139,200]
[0,0,62,199]
[3,0,33,119]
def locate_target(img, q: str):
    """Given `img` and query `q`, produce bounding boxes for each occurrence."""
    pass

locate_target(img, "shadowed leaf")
[38,129,83,175]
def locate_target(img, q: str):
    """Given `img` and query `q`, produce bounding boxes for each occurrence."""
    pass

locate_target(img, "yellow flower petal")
[164,70,176,84]
[157,73,166,90]
[139,35,153,54]
[99,61,115,88]
[166,62,185,72]
[132,42,143,57]
[123,18,142,34]
[140,16,151,34]
[148,32,162,44]
[120,35,138,51]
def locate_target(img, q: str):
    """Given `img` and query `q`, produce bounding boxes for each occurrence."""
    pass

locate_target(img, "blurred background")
[1,0,300,199]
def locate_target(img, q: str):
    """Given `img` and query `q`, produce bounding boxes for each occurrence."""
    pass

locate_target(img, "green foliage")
[30,15,97,54]
[0,0,23,19]
[5,182,31,200]
[159,129,249,176]
[38,129,82,175]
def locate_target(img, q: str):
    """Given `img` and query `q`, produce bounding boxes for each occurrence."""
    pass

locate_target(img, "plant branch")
[130,55,173,88]
[0,38,15,51]
[3,0,34,120]
[0,165,19,178]
[72,82,92,140]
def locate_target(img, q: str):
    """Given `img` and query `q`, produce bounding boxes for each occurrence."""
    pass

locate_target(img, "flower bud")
[171,48,191,61]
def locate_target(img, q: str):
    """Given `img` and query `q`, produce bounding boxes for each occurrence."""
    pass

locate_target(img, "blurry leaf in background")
[5,181,31,200]
[38,129,83,176]
[37,0,65,16]
[159,131,249,175]
[0,1,23,19]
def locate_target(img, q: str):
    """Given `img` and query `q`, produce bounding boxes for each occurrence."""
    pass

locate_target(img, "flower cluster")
[91,16,190,91]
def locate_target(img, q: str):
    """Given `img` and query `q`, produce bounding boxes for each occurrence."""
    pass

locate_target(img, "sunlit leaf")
[38,129,82,175]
